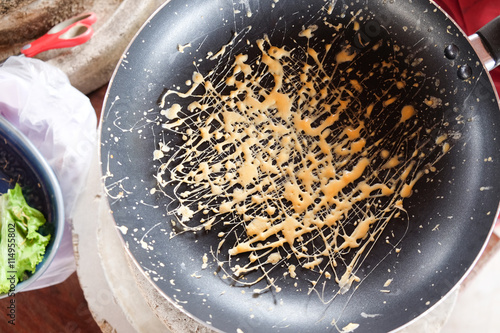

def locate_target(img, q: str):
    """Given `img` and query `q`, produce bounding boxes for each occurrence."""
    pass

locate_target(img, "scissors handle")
[21,12,97,58]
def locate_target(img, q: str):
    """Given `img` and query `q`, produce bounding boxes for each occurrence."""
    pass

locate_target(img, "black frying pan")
[100,0,500,332]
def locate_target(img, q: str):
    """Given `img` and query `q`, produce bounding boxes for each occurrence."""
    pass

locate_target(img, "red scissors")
[20,12,97,57]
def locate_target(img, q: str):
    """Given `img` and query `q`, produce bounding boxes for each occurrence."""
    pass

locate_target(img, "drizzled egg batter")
[154,20,451,297]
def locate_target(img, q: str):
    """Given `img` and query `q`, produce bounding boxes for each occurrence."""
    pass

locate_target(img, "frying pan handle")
[474,16,500,71]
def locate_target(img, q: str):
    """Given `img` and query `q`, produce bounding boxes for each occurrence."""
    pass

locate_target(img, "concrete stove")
[0,0,164,94]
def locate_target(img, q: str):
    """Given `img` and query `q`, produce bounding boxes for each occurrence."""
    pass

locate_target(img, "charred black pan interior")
[100,0,500,332]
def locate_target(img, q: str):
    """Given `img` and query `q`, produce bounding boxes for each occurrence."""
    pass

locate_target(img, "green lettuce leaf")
[0,184,51,294]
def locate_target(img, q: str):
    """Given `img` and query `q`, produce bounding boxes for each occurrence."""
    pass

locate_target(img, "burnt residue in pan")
[154,15,456,302]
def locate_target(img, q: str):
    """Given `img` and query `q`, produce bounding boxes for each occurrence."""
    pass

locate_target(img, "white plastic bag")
[0,56,97,291]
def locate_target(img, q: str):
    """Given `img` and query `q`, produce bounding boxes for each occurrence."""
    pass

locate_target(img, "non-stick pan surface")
[100,0,500,332]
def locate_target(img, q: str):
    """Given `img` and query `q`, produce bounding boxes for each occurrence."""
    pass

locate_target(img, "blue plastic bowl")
[0,116,64,297]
